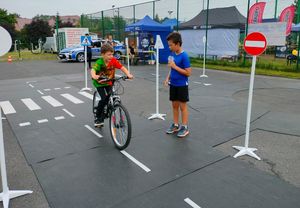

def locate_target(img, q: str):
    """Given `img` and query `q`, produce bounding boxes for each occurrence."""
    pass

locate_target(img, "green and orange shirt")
[92,57,123,87]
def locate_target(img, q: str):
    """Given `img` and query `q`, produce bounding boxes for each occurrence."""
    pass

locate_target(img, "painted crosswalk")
[78,91,93,100]
[21,98,41,111]
[61,93,84,104]
[42,96,63,107]
[0,101,16,114]
[0,92,91,115]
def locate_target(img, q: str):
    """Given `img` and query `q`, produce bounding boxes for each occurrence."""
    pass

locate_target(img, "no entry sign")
[244,32,267,56]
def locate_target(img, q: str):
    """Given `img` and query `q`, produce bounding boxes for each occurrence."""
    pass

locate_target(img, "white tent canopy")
[181,29,240,58]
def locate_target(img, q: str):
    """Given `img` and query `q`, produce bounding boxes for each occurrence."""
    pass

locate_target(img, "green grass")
[191,55,300,79]
[0,51,57,62]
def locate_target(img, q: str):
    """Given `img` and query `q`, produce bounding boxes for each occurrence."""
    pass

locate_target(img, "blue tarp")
[125,15,171,32]
[125,15,172,63]
[292,23,300,32]
[162,18,179,29]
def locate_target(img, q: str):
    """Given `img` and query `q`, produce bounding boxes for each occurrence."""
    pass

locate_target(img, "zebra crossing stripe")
[78,91,93,100]
[21,98,41,111]
[42,96,63,107]
[37,90,44,95]
[19,122,31,127]
[61,93,84,104]
[184,198,201,208]
[55,116,65,120]
[0,101,16,115]
[63,109,75,117]
[38,119,48,123]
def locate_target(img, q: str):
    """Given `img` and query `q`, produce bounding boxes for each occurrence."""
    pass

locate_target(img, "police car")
[58,40,126,62]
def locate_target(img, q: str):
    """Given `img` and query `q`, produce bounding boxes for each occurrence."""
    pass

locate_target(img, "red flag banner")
[248,2,266,24]
[279,5,296,36]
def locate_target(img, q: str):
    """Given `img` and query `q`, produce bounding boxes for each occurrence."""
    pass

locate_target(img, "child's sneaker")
[177,125,189,137]
[166,123,180,134]
[94,119,104,128]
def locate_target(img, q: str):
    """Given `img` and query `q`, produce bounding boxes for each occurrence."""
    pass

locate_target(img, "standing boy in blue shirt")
[164,32,192,137]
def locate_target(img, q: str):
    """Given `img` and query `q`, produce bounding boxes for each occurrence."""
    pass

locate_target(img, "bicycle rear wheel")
[92,91,100,120]
[109,103,132,150]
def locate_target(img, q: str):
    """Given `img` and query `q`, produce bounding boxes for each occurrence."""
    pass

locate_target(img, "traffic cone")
[7,55,12,63]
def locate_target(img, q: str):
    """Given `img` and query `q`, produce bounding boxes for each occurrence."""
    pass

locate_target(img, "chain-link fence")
[81,0,297,65]
[82,0,295,37]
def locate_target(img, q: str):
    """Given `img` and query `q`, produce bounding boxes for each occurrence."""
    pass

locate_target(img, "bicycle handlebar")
[98,75,128,82]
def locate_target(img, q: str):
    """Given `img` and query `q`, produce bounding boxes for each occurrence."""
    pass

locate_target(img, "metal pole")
[0,109,9,198]
[133,5,136,23]
[153,1,155,19]
[117,8,120,41]
[0,108,32,207]
[297,0,300,71]
[233,55,261,161]
[243,0,251,65]
[176,0,179,31]
[204,0,209,61]
[80,14,84,27]
[274,0,278,19]
[101,11,105,38]
[56,12,59,52]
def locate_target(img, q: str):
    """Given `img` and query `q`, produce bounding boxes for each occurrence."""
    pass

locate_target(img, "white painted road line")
[26,81,37,84]
[63,109,75,117]
[184,198,201,208]
[54,116,65,120]
[193,81,202,84]
[84,125,103,138]
[19,122,31,127]
[44,89,51,91]
[78,91,93,100]
[37,90,44,95]
[42,96,63,107]
[203,83,212,86]
[0,101,16,115]
[38,119,48,123]
[244,40,266,48]
[61,93,84,104]
[64,86,71,89]
[29,84,34,88]
[54,88,61,90]
[120,150,151,173]
[21,98,41,111]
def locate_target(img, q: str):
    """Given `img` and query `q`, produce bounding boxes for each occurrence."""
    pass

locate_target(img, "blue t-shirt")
[170,51,191,86]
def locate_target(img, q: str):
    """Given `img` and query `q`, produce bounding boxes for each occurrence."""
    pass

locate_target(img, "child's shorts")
[169,85,189,102]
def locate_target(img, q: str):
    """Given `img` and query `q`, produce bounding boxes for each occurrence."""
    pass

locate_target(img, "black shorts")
[169,85,189,102]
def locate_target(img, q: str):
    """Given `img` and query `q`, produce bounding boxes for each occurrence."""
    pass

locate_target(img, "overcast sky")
[0,0,295,20]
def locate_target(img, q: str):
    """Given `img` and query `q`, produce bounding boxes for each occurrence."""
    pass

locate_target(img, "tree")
[60,21,75,28]
[33,14,52,21]
[23,19,52,44]
[0,8,18,41]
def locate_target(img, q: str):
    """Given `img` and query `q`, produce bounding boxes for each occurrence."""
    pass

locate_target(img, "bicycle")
[92,76,132,150]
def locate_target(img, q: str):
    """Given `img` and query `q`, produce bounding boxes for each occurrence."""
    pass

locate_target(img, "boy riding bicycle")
[91,44,133,127]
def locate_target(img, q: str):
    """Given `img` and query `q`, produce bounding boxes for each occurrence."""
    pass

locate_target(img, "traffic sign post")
[148,35,166,121]
[233,32,267,161]
[200,36,208,78]
[0,26,32,208]
[125,37,130,73]
[80,36,92,92]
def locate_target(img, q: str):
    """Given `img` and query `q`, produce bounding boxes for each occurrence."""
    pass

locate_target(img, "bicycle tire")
[109,103,132,150]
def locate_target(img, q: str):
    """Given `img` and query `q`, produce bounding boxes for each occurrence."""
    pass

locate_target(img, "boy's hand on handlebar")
[93,75,100,80]
[127,74,134,79]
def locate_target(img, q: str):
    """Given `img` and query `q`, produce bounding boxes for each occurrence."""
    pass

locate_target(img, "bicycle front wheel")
[109,103,132,150]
